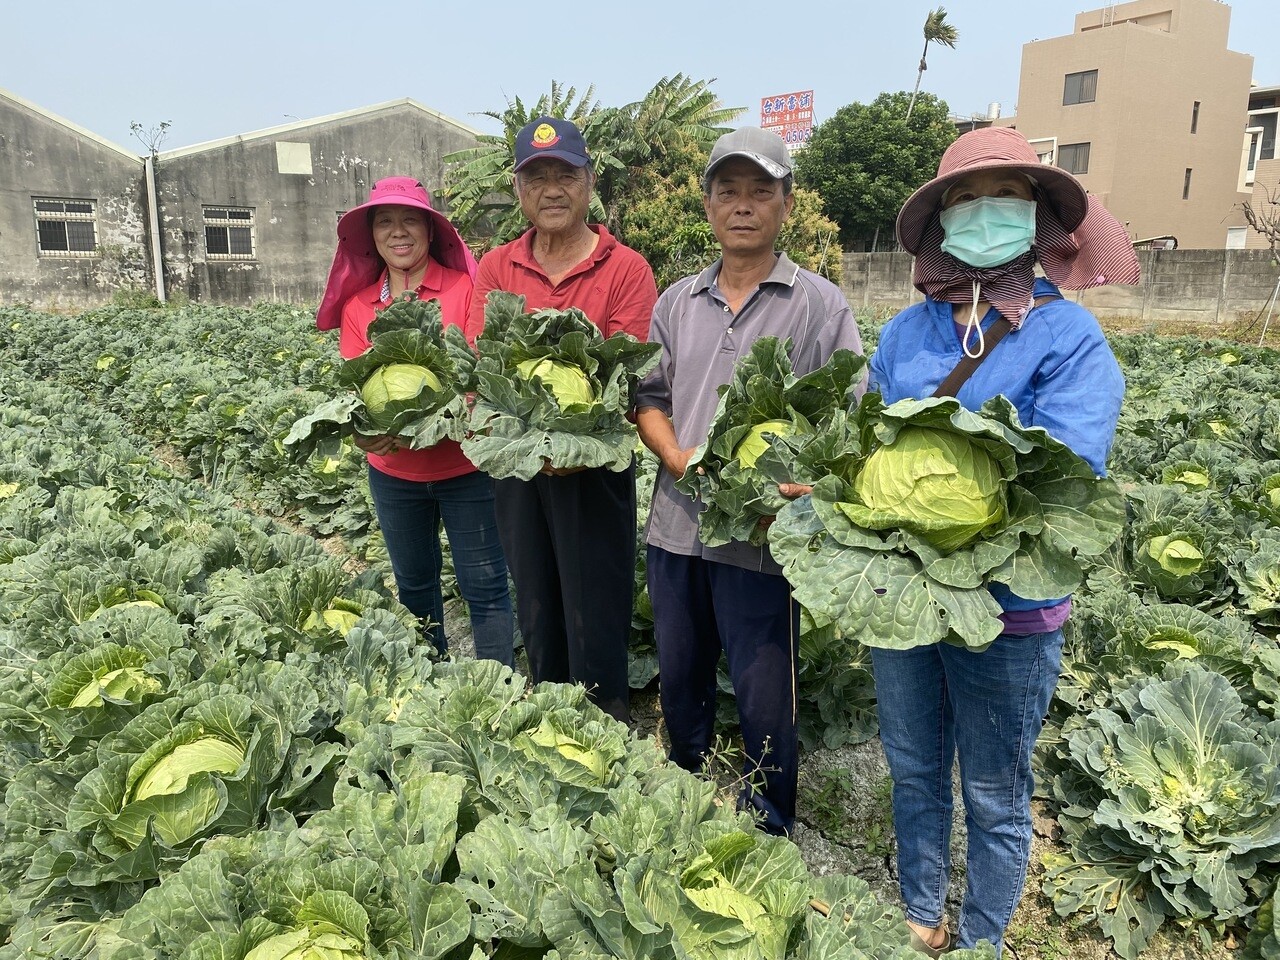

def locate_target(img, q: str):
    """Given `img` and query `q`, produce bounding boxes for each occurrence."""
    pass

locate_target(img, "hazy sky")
[5,0,1277,151]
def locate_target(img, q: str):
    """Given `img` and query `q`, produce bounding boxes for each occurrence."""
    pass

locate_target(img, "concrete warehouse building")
[0,88,151,310]
[0,89,480,308]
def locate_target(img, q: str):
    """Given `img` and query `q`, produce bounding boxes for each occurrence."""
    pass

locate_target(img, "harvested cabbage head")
[516,357,595,409]
[360,363,442,428]
[846,425,1006,553]
[733,420,799,470]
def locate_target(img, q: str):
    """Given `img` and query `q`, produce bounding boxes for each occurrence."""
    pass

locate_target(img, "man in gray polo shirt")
[635,127,864,836]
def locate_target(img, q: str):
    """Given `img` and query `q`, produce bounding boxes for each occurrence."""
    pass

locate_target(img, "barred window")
[34,198,98,257]
[204,206,255,260]
[1058,142,1091,175]
[1063,70,1098,106]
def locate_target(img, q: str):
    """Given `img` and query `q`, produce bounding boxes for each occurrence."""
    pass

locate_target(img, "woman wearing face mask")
[867,128,1139,957]
[316,177,514,666]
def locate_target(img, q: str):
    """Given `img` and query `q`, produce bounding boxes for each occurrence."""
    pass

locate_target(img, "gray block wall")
[840,250,1280,325]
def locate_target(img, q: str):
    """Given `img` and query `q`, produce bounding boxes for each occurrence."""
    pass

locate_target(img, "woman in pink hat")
[867,127,1138,956]
[316,177,513,666]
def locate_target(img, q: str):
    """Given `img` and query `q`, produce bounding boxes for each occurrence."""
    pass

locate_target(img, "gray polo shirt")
[636,253,865,575]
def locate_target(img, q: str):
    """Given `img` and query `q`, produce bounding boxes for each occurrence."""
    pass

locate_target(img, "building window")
[204,206,255,260]
[1252,111,1278,162]
[1190,101,1200,134]
[1063,70,1098,106]
[34,198,97,257]
[1058,142,1091,175]
[1183,168,1193,200]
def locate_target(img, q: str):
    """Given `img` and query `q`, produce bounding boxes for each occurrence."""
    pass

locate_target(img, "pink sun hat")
[895,127,1089,256]
[899,127,1139,292]
[316,176,477,330]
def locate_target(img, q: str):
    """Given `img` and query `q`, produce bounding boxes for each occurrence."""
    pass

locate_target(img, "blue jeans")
[367,466,513,666]
[870,629,1064,955]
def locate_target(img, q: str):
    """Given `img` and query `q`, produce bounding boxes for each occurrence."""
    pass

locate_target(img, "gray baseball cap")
[704,126,792,181]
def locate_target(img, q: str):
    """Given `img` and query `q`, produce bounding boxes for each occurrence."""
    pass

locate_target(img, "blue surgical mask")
[939,197,1037,268]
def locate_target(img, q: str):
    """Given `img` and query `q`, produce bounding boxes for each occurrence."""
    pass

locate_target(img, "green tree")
[618,140,842,290]
[906,7,959,121]
[794,91,956,250]
[444,76,742,251]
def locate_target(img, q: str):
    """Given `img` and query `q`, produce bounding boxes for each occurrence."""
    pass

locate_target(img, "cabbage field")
[2,302,1280,959]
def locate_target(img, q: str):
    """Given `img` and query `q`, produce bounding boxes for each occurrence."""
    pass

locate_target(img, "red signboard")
[760,90,814,148]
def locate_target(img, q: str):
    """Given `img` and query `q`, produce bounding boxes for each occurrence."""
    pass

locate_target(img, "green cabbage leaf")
[768,394,1125,652]
[456,291,661,480]
[285,296,472,458]
[677,337,867,547]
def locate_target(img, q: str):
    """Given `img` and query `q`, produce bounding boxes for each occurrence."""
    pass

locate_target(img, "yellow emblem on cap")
[531,123,561,148]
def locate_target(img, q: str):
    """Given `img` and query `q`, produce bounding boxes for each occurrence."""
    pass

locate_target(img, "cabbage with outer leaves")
[1126,484,1234,604]
[1230,527,1280,625]
[768,394,1126,652]
[1042,663,1280,959]
[285,296,472,458]
[679,337,867,547]
[197,560,419,660]
[455,291,660,480]
[59,664,335,873]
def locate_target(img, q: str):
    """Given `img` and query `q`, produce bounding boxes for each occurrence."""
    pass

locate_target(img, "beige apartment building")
[1243,84,1279,250]
[1001,0,1255,249]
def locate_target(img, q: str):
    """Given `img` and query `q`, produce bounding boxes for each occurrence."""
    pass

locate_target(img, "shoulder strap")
[931,295,1058,399]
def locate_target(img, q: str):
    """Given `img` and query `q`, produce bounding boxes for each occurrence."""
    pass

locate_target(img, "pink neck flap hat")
[895,127,1140,329]
[316,176,477,331]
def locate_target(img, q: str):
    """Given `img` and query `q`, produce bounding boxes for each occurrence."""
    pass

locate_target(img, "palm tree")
[906,8,959,121]
[444,76,742,250]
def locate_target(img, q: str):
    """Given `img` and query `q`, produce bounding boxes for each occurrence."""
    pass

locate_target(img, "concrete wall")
[840,249,1280,324]
[0,92,148,309]
[157,102,479,305]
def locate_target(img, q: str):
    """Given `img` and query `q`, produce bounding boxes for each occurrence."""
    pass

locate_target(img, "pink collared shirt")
[339,259,475,483]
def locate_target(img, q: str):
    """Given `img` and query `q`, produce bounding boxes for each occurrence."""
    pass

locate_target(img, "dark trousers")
[647,545,801,835]
[494,462,635,722]
[367,466,514,666]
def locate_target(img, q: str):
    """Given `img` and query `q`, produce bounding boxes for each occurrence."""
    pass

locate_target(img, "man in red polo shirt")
[466,116,657,723]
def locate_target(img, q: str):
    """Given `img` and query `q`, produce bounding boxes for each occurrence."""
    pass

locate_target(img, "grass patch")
[801,765,895,858]
[1098,312,1280,350]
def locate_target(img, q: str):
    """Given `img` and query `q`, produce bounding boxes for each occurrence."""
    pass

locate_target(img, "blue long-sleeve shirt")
[869,278,1124,616]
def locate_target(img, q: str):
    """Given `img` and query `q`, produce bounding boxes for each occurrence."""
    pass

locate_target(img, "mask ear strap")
[962,280,986,359]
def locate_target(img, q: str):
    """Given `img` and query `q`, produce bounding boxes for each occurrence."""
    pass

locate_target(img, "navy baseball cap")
[514,116,591,171]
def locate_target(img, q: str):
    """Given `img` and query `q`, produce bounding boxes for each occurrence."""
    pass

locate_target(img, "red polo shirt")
[339,258,475,482]
[465,224,657,343]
